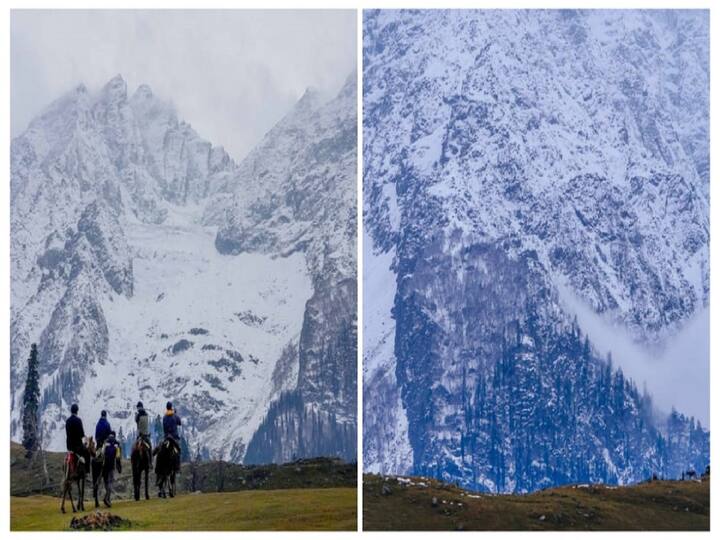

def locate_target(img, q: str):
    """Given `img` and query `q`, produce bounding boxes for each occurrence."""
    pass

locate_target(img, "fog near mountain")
[11,10,357,160]
[557,283,709,425]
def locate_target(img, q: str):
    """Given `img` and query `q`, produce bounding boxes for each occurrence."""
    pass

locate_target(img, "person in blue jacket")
[95,410,112,448]
[162,402,182,472]
[101,431,122,507]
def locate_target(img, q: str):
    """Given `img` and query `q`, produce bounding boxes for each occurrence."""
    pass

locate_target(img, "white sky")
[11,9,357,160]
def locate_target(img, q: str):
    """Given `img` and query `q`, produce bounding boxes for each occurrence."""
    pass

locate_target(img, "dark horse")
[131,438,151,501]
[154,438,177,498]
[60,437,93,513]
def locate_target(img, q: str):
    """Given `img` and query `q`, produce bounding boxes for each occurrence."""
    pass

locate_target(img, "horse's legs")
[69,481,77,513]
[133,466,140,501]
[103,477,109,507]
[77,476,85,512]
[156,470,164,497]
[60,483,67,514]
[145,466,150,500]
[93,471,99,508]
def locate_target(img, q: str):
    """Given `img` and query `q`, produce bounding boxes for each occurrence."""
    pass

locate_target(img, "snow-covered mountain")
[11,73,357,463]
[363,9,708,492]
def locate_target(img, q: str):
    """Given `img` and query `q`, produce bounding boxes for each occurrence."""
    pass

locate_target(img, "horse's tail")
[63,453,73,481]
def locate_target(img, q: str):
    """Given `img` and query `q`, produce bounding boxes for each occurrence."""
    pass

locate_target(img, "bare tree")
[189,446,201,492]
[214,449,225,492]
[25,419,50,495]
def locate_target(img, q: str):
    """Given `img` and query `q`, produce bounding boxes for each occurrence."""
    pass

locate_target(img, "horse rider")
[135,401,152,453]
[101,431,122,507]
[162,401,182,472]
[94,410,112,449]
[65,403,89,475]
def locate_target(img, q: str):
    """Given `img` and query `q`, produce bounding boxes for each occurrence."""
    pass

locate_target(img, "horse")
[131,438,151,501]
[60,437,93,513]
[154,438,178,498]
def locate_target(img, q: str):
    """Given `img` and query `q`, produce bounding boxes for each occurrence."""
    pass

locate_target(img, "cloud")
[11,9,357,160]
[556,282,709,427]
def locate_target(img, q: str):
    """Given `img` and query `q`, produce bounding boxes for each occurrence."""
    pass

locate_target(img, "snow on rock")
[363,9,709,492]
[11,72,356,463]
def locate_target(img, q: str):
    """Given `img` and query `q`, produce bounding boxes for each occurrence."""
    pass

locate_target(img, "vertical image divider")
[356,5,364,534]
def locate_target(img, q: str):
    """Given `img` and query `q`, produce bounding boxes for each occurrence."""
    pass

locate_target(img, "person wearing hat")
[162,401,182,472]
[94,410,112,448]
[65,403,85,453]
[134,401,151,452]
[101,430,122,507]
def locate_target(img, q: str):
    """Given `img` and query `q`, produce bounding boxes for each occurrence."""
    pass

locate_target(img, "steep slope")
[11,73,356,463]
[225,73,359,464]
[363,9,708,492]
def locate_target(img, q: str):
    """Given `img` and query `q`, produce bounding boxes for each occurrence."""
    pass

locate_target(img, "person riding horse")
[65,403,89,476]
[162,401,182,472]
[94,410,112,448]
[135,401,152,453]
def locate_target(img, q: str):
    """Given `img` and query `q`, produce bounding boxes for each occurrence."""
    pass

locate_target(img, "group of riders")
[64,400,182,507]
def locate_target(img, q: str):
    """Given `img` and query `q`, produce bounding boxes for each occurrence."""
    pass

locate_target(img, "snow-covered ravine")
[44,203,313,458]
[362,229,413,475]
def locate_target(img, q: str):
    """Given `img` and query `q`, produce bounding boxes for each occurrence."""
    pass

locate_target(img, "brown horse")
[60,437,94,513]
[131,438,151,501]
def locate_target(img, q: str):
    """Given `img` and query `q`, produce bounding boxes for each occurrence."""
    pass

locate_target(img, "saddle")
[161,438,177,452]
[136,437,151,451]
[65,452,85,474]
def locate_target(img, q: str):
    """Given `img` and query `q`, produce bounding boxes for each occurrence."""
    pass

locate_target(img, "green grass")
[12,487,357,531]
[10,442,355,498]
[363,474,709,531]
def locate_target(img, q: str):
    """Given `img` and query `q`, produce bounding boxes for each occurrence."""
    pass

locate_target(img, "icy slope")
[82,206,312,460]
[234,74,359,464]
[362,232,412,474]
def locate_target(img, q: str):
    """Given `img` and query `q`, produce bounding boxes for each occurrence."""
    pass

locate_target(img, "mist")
[556,282,709,427]
[11,10,357,161]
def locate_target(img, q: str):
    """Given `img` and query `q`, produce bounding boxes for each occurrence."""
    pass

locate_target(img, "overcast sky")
[11,10,356,160]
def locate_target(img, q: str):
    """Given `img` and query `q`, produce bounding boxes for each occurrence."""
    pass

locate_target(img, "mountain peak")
[100,74,127,102]
[297,86,321,107]
[133,83,153,100]
[108,73,125,84]
[338,70,357,99]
